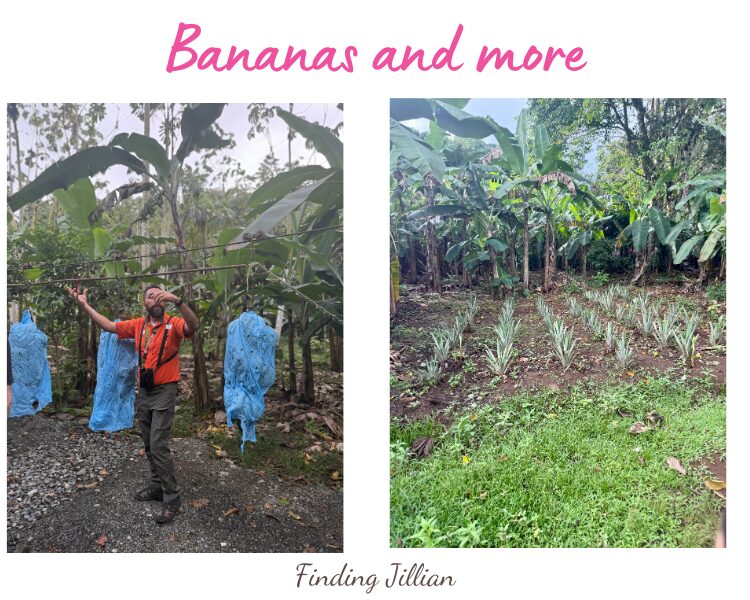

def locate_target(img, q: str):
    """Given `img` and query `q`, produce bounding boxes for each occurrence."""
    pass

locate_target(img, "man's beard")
[148,305,164,319]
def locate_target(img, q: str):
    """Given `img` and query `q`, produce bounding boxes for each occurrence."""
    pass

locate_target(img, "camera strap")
[139,315,178,369]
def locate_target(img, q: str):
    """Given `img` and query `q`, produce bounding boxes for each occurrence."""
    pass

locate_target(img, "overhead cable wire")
[9,225,342,273]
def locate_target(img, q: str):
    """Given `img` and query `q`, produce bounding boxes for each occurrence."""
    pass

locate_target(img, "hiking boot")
[154,500,181,524]
[134,487,163,502]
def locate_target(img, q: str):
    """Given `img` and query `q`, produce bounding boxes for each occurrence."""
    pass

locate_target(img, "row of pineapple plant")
[484,297,520,376]
[537,297,576,372]
[421,295,479,385]
[582,284,725,368]
[569,297,635,370]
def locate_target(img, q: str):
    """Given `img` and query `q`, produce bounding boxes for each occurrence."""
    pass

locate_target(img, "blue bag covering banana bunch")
[223,311,278,451]
[89,324,138,432]
[9,310,53,417]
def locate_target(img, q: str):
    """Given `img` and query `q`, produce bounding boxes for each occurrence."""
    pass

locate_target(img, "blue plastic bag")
[9,310,53,417]
[223,311,277,450]
[89,325,138,432]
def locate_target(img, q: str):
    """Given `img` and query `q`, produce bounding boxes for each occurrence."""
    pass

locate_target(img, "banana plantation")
[390,99,726,548]
[7,103,343,488]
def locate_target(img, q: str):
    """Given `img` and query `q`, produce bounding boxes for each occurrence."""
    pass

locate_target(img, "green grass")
[172,402,342,485]
[391,378,725,548]
[205,425,342,485]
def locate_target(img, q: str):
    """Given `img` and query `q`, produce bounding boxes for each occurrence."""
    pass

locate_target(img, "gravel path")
[7,414,343,553]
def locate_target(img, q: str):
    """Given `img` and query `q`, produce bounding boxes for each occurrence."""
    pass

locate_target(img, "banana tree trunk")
[407,236,418,283]
[287,308,297,395]
[425,180,441,292]
[328,326,343,372]
[192,330,211,412]
[543,221,552,292]
[523,205,529,290]
[302,339,315,404]
[461,219,470,288]
[488,246,500,299]
[580,244,588,277]
[698,260,711,286]
[631,232,654,285]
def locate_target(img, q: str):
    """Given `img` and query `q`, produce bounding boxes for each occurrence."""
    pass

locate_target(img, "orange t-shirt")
[115,314,192,385]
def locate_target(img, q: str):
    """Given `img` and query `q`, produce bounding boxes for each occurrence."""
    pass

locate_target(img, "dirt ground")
[7,414,342,553]
[390,276,726,421]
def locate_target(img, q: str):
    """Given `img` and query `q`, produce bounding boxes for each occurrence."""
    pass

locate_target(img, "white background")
[1,0,746,597]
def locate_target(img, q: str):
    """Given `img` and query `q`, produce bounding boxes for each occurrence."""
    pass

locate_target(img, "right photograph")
[389,98,726,548]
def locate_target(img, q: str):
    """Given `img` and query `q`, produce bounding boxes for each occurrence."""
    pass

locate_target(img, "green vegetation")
[8,103,343,411]
[391,378,725,547]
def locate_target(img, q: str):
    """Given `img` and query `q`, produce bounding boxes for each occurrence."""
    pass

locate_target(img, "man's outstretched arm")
[67,288,117,333]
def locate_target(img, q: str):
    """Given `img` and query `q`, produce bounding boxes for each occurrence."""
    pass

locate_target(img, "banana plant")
[618,169,676,284]
[668,172,726,283]
[8,103,230,412]
[559,198,611,276]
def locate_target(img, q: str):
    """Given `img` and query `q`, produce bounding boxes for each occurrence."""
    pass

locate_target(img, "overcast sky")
[402,98,596,174]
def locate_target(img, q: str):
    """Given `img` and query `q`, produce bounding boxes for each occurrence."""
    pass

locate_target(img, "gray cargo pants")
[136,382,181,505]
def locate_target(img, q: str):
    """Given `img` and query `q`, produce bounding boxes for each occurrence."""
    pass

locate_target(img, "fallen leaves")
[223,506,240,517]
[645,411,665,425]
[191,498,209,509]
[330,471,341,481]
[704,479,726,492]
[410,437,434,459]
[629,422,650,434]
[323,415,342,438]
[666,457,686,475]
[76,481,99,490]
[96,534,108,548]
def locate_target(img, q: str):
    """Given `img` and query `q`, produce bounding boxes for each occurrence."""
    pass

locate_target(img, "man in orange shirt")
[68,284,200,524]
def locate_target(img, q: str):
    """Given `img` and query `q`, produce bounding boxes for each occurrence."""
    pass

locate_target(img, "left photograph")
[6,103,343,553]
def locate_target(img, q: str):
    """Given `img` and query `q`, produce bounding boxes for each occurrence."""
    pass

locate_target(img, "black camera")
[139,367,155,391]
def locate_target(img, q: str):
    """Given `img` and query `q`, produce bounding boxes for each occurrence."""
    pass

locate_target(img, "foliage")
[8,103,343,409]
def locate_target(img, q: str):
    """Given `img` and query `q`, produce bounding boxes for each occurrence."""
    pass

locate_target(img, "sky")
[11,103,343,195]
[402,98,597,174]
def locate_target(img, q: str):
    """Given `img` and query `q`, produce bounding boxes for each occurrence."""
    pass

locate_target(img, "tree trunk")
[718,252,726,280]
[508,238,518,277]
[523,204,530,290]
[301,339,315,404]
[461,219,470,288]
[631,233,654,285]
[407,236,418,283]
[88,319,98,398]
[49,329,64,409]
[698,260,710,285]
[141,104,152,270]
[543,222,551,292]
[192,330,211,412]
[550,224,557,280]
[328,327,343,372]
[287,308,297,395]
[581,245,588,277]
[425,180,441,292]
[488,246,500,299]
[10,105,25,225]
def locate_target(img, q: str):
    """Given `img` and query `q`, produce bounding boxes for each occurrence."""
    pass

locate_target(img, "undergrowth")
[391,378,725,548]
